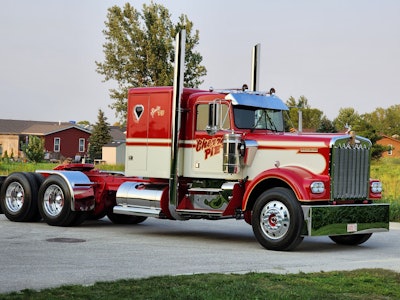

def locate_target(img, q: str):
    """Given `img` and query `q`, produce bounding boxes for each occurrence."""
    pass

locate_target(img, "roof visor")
[225,93,289,111]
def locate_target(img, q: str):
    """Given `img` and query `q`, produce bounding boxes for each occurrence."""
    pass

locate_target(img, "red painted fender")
[242,166,330,210]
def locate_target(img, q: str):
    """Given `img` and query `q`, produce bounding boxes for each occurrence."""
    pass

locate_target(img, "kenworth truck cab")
[0,31,389,250]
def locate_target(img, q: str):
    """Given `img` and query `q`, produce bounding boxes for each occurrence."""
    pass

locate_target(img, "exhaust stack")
[169,30,186,220]
[251,43,261,91]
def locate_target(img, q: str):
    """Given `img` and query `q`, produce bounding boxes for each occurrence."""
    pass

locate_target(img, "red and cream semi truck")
[0,31,389,250]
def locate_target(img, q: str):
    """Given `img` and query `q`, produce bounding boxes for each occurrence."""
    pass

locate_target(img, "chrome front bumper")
[302,203,390,236]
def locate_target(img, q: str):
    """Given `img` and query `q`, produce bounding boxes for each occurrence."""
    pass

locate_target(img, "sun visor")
[225,93,288,110]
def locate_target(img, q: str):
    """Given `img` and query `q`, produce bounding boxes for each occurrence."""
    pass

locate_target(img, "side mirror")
[206,101,220,135]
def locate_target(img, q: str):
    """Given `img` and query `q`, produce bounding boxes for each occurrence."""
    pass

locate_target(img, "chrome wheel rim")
[5,182,24,213]
[260,200,290,240]
[43,184,64,217]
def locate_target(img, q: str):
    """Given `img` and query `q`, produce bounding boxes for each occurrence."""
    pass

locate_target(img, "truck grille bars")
[330,136,371,200]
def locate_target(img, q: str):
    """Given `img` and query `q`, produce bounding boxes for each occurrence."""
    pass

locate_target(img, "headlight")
[371,181,382,193]
[310,181,325,194]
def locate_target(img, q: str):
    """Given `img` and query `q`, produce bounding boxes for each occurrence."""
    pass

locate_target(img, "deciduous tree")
[285,96,323,130]
[96,2,207,123]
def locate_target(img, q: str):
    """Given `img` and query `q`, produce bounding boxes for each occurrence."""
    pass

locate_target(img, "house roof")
[0,119,91,135]
[103,141,125,148]
[109,126,126,141]
[379,134,400,143]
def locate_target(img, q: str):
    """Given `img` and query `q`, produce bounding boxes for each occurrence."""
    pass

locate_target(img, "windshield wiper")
[250,113,264,132]
[265,112,278,132]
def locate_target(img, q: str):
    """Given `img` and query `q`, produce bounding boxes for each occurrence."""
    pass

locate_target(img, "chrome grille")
[331,137,371,200]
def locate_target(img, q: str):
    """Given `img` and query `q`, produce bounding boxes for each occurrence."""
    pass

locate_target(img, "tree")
[22,135,45,163]
[334,109,386,159]
[333,107,361,132]
[285,96,323,131]
[353,116,386,160]
[317,116,337,133]
[77,120,91,127]
[364,105,400,137]
[88,109,112,160]
[96,2,207,123]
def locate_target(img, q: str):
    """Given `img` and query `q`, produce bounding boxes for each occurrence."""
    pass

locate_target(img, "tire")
[0,172,40,222]
[329,233,372,246]
[30,173,45,221]
[251,187,304,251]
[87,210,107,221]
[0,176,6,214]
[107,211,147,224]
[38,175,84,226]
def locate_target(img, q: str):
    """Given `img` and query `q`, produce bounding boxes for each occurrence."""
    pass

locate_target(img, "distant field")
[1,159,399,221]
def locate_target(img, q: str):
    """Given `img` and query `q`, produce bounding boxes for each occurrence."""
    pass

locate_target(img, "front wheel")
[251,187,304,251]
[329,233,372,246]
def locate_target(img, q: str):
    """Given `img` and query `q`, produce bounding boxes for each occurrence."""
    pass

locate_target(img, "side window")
[54,138,60,152]
[196,104,209,131]
[79,138,85,152]
[196,103,230,131]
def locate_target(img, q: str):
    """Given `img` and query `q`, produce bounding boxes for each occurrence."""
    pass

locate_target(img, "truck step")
[113,205,161,218]
[176,209,226,219]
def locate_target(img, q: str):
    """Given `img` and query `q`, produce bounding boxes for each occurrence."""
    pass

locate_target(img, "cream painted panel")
[245,149,327,179]
[147,146,172,178]
[125,145,148,176]
[182,141,242,180]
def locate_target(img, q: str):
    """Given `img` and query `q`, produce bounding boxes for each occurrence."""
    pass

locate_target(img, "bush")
[22,135,45,163]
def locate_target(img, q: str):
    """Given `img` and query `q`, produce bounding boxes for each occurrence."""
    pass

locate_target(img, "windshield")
[233,105,285,132]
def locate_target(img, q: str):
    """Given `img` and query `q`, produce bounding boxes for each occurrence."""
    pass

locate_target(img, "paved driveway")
[0,215,399,293]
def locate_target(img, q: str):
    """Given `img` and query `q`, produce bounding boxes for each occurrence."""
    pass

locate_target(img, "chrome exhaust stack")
[169,30,186,220]
[251,43,261,92]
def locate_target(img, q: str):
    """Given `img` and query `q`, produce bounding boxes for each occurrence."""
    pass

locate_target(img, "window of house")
[388,144,393,155]
[54,137,60,152]
[79,138,85,152]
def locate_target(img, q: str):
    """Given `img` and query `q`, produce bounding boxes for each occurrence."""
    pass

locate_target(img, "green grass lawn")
[1,269,399,299]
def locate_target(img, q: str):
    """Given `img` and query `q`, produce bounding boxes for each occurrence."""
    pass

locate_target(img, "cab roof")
[225,93,288,110]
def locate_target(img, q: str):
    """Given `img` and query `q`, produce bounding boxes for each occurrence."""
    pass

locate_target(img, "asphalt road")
[0,214,399,293]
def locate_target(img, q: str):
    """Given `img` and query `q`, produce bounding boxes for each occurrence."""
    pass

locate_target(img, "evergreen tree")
[96,2,207,123]
[88,109,112,160]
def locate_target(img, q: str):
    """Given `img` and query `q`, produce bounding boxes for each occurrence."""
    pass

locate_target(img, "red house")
[0,119,91,162]
[377,134,400,158]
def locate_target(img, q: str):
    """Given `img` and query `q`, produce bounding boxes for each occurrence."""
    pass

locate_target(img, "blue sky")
[1,1,399,125]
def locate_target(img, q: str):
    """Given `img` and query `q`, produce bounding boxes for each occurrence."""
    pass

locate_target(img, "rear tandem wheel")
[0,172,42,222]
[38,175,86,226]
